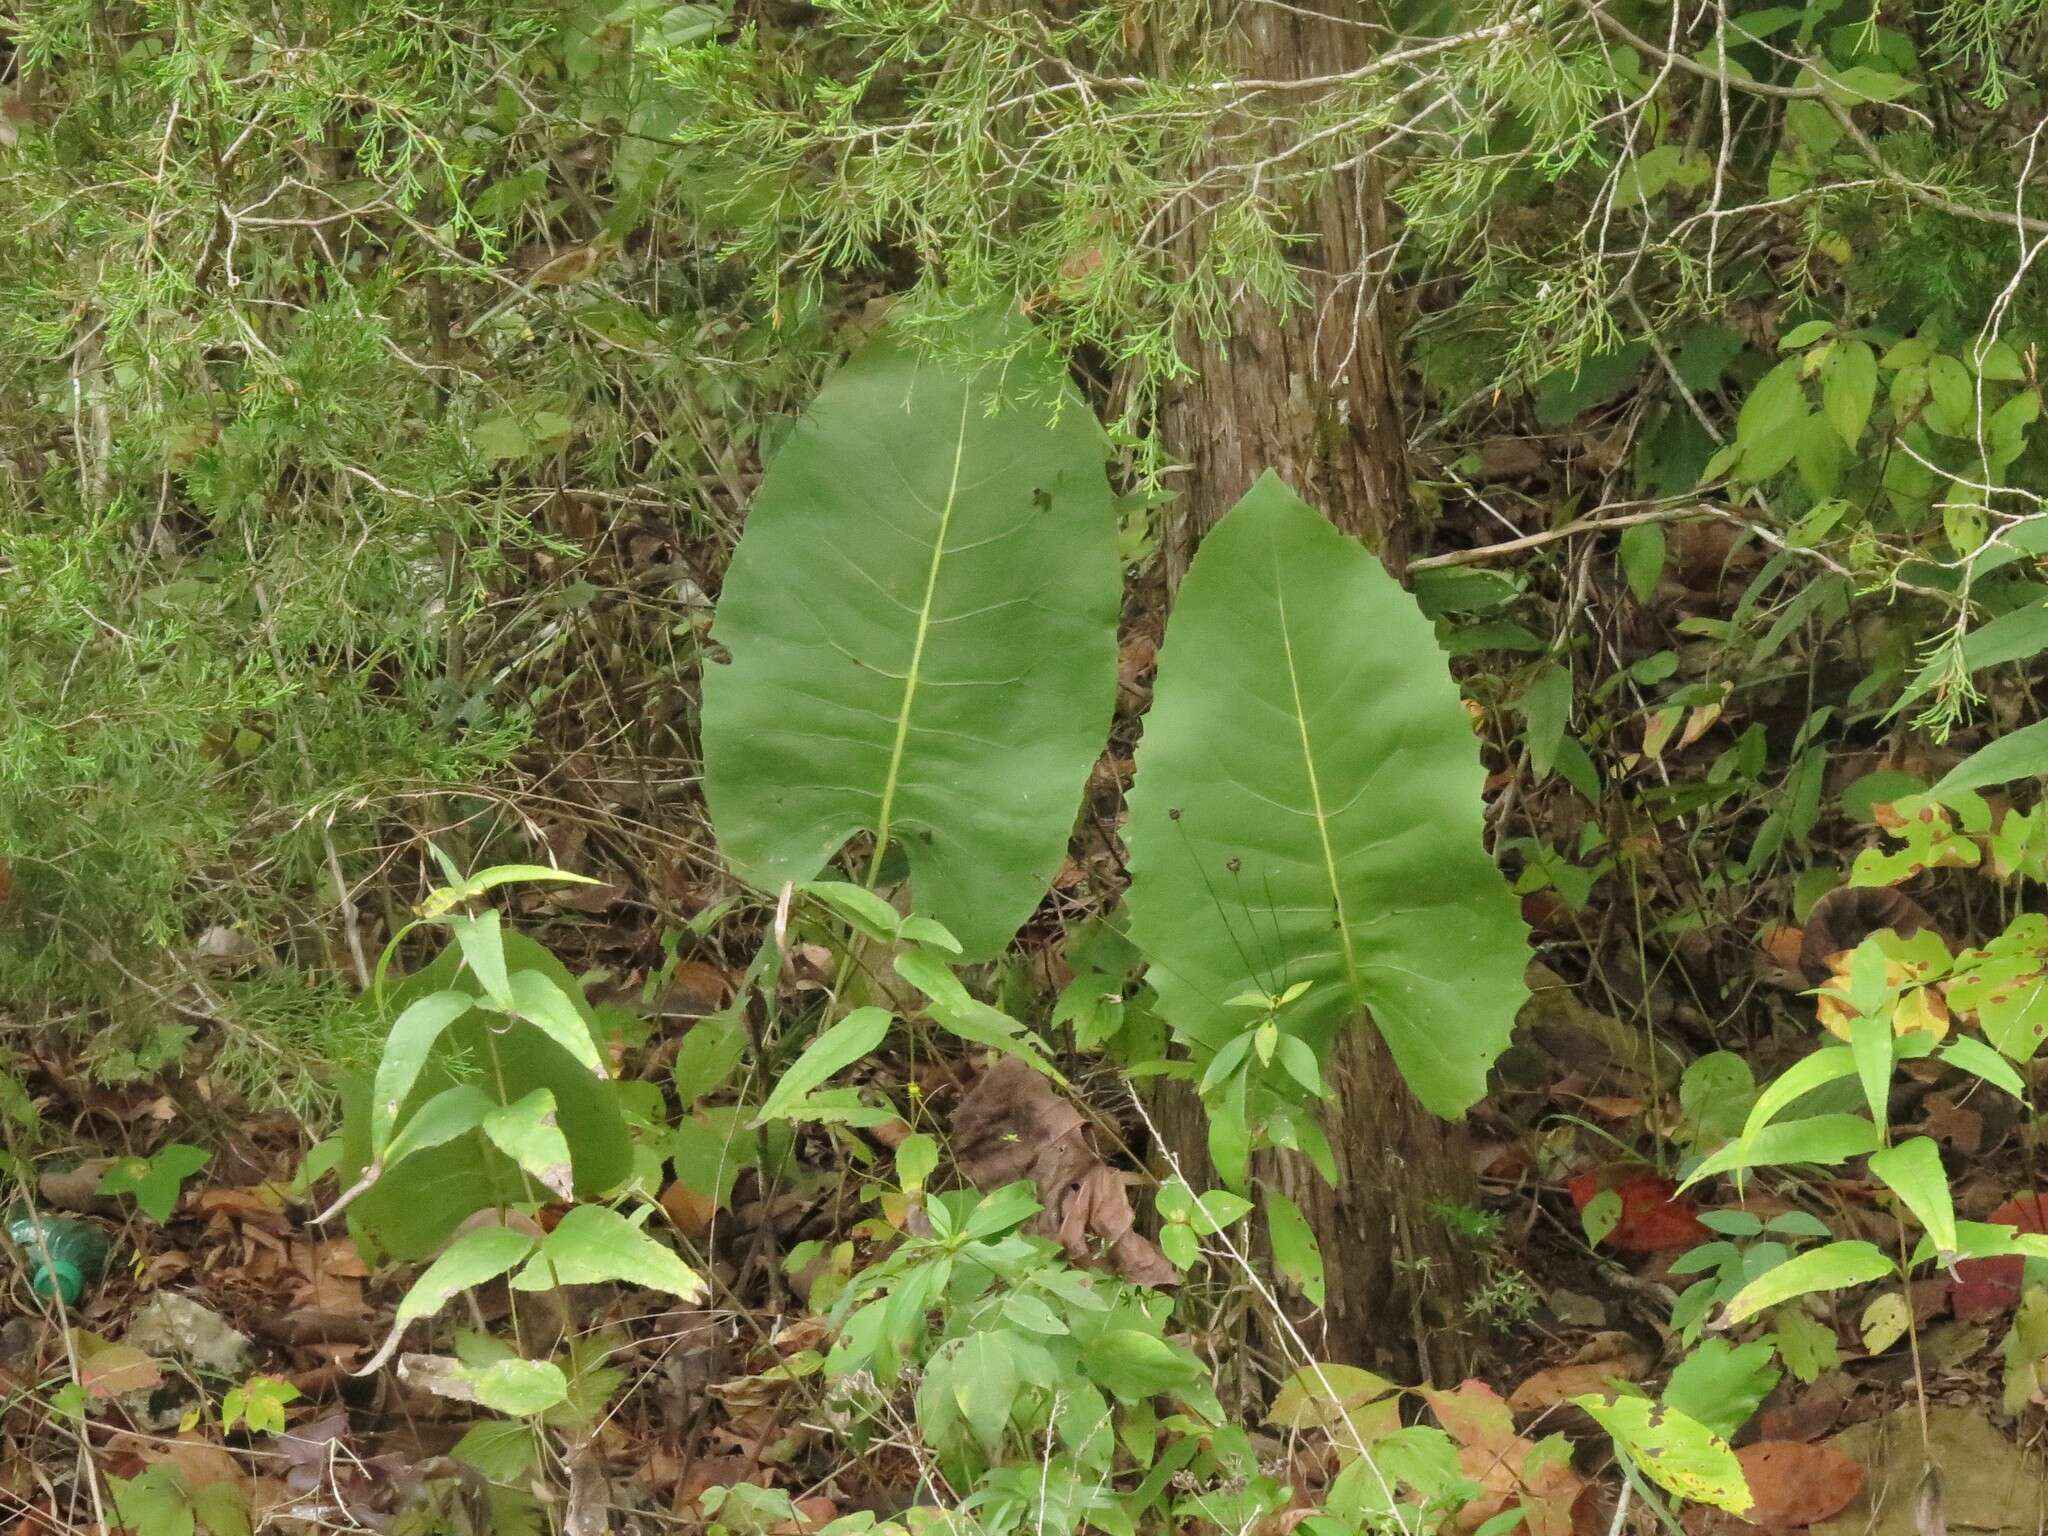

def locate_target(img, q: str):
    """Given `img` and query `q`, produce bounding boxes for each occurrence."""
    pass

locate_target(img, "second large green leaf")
[701,320,1119,958]
[1124,474,1530,1119]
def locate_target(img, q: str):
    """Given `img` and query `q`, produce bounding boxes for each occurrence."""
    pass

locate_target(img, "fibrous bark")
[1149,0,1480,1381]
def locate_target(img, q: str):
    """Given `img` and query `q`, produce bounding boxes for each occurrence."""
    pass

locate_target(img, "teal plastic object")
[6,1207,112,1306]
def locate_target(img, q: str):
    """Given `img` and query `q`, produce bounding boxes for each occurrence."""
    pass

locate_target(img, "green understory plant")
[332,858,702,1431]
[1659,778,2048,1450]
[693,317,1768,1529]
[701,319,1533,1189]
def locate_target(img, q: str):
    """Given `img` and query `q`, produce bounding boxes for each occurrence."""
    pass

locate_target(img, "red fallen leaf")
[1521,891,1570,934]
[1735,1440,1865,1526]
[1569,1167,1710,1252]
[1948,1191,2048,1322]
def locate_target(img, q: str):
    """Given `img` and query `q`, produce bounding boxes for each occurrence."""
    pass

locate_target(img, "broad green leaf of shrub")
[893,948,1058,1073]
[1869,1136,1958,1256]
[1821,339,1876,446]
[1774,1308,1841,1382]
[1267,1363,1398,1433]
[447,910,513,1007]
[672,1011,747,1105]
[1123,474,1531,1121]
[1088,1328,1204,1402]
[370,990,475,1156]
[416,863,601,920]
[112,1466,199,1536]
[950,1332,1021,1453]
[1932,718,2048,798]
[98,1143,210,1223]
[381,1085,496,1169]
[510,1203,702,1300]
[497,970,607,1077]
[1662,1339,1780,1438]
[470,1358,569,1417]
[701,319,1119,959]
[1683,1113,1881,1184]
[1678,1051,1755,1148]
[1722,1239,1893,1324]
[398,1224,538,1329]
[1686,1045,1856,1193]
[1941,1036,2027,1096]
[1264,1189,1326,1306]
[754,1007,891,1124]
[483,1089,575,1199]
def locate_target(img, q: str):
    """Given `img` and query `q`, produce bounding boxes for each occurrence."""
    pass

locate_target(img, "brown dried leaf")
[951,1059,1175,1287]
[138,1437,241,1491]
[1799,889,1934,985]
[660,1179,717,1240]
[1736,1441,1865,1527]
[1508,1363,1632,1413]
[1915,1093,1982,1154]
[1756,1372,1852,1444]
[1509,1333,1649,1413]
[660,960,733,1017]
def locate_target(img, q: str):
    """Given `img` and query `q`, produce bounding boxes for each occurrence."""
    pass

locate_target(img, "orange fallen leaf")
[667,960,733,1016]
[1583,1097,1646,1120]
[660,1180,717,1240]
[1735,1440,1864,1526]
[1508,1363,1634,1413]
[1759,925,1805,974]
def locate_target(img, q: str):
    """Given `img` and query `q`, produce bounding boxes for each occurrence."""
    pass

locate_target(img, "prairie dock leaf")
[701,318,1119,959]
[1124,474,1530,1121]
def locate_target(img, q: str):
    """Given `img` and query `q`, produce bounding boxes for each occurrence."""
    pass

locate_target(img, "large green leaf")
[1124,474,1530,1118]
[701,320,1119,958]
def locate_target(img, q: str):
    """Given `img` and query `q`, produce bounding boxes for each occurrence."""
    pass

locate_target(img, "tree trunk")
[1150,0,1481,1383]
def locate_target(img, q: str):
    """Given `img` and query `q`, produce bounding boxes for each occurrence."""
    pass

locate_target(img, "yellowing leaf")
[1859,1292,1909,1354]
[1576,1393,1751,1513]
[1269,1363,1399,1434]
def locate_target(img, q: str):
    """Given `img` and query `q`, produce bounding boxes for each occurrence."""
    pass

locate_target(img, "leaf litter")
[949,1056,1176,1286]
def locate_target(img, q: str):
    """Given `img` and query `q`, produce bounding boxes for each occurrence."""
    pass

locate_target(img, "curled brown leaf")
[1798,887,1934,984]
[950,1058,1175,1287]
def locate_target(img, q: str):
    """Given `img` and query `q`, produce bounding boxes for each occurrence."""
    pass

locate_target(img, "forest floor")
[4,925,2046,1536]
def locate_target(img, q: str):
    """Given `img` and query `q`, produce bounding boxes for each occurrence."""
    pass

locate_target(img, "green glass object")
[6,1207,112,1306]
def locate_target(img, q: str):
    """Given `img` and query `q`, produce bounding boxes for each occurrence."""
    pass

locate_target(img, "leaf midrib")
[871,388,974,877]
[1272,556,1363,1001]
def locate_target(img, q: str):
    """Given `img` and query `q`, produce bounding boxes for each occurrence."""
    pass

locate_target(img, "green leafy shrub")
[333,861,634,1263]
